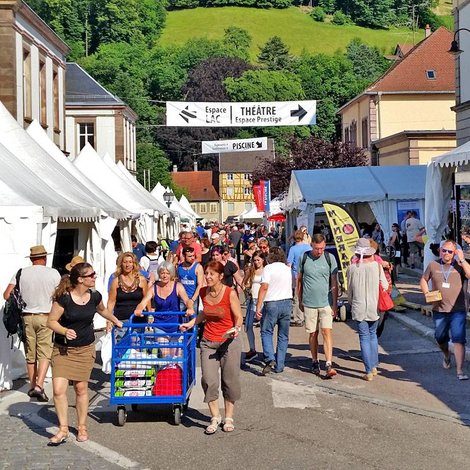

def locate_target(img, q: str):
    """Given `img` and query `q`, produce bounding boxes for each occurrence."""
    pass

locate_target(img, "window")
[350,121,357,149]
[245,203,252,211]
[199,203,207,214]
[244,187,251,195]
[361,118,369,149]
[226,187,234,197]
[79,123,95,150]
[344,126,350,144]
[23,49,32,123]
[39,61,47,125]
[210,203,217,213]
[228,203,235,212]
[227,173,233,181]
[244,173,251,180]
[426,70,436,80]
[190,204,197,212]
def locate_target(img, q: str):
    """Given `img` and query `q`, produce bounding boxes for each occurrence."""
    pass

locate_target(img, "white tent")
[240,205,264,222]
[287,165,426,239]
[424,143,470,267]
[179,194,202,220]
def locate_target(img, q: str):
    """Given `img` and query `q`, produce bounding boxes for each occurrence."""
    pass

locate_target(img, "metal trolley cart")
[110,312,197,426]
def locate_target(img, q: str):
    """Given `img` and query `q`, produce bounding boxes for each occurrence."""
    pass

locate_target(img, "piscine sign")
[201,137,268,154]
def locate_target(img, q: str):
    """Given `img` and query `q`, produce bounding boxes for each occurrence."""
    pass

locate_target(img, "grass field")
[159,6,429,58]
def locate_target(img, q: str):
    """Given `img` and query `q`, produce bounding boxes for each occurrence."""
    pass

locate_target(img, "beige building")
[219,139,275,222]
[0,0,69,148]
[65,63,138,173]
[338,27,456,165]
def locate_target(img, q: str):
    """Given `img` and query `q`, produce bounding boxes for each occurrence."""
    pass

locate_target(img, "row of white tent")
[0,101,201,302]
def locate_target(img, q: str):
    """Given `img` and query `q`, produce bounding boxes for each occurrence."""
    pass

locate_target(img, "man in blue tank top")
[177,247,204,312]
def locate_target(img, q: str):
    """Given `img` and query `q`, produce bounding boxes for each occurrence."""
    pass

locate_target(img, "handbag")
[377,264,394,311]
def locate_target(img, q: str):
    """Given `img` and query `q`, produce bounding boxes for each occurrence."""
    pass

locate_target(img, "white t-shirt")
[406,217,424,241]
[260,262,293,302]
[11,265,60,313]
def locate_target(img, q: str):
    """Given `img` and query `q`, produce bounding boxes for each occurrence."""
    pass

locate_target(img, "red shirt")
[201,286,235,342]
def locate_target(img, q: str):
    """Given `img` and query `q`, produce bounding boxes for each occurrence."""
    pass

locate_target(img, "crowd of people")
[4,210,469,440]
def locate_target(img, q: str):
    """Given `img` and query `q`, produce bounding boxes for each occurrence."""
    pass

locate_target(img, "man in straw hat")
[3,245,60,401]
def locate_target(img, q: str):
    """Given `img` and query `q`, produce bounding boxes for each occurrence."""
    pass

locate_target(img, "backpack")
[299,251,333,293]
[3,269,26,341]
[141,255,161,279]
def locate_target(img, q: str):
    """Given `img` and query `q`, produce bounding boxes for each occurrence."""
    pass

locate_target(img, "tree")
[223,27,252,61]
[183,56,253,101]
[167,0,199,9]
[252,136,368,196]
[346,38,389,82]
[136,142,172,191]
[257,36,292,70]
[224,69,305,101]
[337,0,394,28]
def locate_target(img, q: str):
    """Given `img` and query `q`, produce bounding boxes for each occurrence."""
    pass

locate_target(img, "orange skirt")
[51,343,96,382]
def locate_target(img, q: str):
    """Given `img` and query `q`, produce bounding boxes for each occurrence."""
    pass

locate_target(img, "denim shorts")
[433,311,467,345]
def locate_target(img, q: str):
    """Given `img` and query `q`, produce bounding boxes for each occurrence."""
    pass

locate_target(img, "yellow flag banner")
[322,201,360,291]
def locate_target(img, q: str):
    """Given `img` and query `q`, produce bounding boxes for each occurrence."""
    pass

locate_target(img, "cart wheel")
[117,407,127,426]
[173,407,182,425]
[131,404,138,412]
[339,305,347,322]
[182,402,189,411]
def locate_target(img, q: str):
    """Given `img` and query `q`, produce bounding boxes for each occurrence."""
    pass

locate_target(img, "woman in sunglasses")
[47,263,122,445]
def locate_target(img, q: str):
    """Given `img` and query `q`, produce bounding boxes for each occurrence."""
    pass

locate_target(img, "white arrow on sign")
[166,101,316,127]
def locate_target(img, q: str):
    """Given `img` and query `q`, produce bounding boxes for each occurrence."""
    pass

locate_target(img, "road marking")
[271,379,320,409]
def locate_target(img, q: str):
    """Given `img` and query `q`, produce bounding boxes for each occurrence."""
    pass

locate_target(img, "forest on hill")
[24,0,449,194]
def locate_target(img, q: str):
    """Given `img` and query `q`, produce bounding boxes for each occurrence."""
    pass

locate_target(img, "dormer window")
[426,70,436,80]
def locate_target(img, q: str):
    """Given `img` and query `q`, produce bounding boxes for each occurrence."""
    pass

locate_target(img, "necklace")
[119,274,139,293]
[208,285,223,298]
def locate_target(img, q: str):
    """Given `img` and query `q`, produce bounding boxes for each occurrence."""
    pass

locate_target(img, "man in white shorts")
[297,234,338,378]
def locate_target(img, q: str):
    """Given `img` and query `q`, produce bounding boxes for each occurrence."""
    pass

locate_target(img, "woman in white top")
[241,251,267,362]
[347,238,389,382]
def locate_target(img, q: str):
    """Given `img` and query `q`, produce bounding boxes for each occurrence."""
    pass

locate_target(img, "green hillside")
[159,6,425,58]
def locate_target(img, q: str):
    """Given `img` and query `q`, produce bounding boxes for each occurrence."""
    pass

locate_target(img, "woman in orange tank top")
[180,260,243,434]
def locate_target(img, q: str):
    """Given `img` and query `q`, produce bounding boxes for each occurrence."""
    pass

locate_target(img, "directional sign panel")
[166,101,316,127]
[201,137,268,154]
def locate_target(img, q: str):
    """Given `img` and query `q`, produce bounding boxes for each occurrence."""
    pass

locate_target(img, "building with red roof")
[338,27,456,166]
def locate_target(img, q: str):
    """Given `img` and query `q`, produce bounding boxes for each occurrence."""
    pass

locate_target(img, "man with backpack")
[297,234,339,378]
[3,245,60,401]
[140,241,162,282]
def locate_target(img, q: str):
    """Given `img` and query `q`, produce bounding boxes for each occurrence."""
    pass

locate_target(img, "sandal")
[457,373,469,381]
[223,417,235,432]
[443,355,451,369]
[47,425,69,446]
[76,424,89,442]
[204,416,222,435]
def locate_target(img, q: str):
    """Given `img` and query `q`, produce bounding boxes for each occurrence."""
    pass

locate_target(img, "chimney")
[425,24,431,38]
[173,165,177,173]
[193,161,198,172]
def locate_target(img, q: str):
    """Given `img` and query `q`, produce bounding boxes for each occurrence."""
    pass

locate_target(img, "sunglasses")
[81,271,96,278]
[441,249,454,254]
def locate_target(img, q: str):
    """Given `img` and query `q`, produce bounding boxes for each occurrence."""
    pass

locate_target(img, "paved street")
[2,273,470,469]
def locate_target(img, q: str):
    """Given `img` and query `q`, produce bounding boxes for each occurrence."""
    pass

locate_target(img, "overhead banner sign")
[201,137,268,154]
[166,101,316,127]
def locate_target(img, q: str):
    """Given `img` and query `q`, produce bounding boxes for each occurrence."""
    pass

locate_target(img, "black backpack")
[3,269,26,341]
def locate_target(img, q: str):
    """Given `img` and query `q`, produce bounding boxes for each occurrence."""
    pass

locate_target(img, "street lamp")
[449,28,470,56]
[163,189,175,208]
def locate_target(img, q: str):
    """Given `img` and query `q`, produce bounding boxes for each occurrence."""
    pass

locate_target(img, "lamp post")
[163,189,175,208]
[449,28,470,55]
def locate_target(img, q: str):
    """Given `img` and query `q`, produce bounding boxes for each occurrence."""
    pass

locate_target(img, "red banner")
[253,183,264,212]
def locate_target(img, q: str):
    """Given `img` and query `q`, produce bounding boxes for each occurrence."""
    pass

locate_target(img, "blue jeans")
[433,311,467,345]
[260,299,292,373]
[356,320,379,374]
[245,297,257,351]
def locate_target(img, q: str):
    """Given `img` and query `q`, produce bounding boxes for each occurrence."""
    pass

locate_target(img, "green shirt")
[299,252,338,308]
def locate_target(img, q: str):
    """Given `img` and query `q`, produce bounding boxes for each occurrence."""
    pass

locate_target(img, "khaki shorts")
[23,314,53,363]
[304,306,333,334]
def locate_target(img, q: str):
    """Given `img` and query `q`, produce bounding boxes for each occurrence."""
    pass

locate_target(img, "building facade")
[219,138,275,221]
[0,0,69,149]
[171,165,220,222]
[454,1,470,145]
[338,27,456,165]
[65,63,138,173]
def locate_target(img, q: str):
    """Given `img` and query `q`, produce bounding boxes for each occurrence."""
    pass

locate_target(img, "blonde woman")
[107,252,150,328]
[47,263,122,445]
